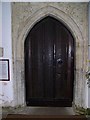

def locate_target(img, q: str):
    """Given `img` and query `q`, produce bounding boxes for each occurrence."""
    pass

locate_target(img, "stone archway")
[12,5,87,108]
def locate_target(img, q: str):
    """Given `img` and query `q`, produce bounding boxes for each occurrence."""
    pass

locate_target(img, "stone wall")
[12,2,88,108]
[0,3,14,107]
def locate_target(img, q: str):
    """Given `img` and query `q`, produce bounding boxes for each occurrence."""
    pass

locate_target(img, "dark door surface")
[25,16,74,107]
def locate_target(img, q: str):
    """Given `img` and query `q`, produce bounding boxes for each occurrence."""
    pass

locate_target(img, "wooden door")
[25,16,74,107]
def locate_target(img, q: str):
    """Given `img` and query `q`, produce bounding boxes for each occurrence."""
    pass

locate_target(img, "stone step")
[2,114,87,120]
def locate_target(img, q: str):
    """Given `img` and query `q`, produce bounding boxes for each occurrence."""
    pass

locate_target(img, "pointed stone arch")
[13,5,85,108]
[17,6,83,60]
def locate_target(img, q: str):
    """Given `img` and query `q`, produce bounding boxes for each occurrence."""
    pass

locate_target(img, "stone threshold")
[2,114,87,120]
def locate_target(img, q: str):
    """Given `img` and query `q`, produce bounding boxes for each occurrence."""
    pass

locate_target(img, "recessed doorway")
[24,16,74,107]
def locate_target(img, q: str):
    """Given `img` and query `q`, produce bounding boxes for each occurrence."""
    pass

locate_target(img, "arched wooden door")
[25,16,74,106]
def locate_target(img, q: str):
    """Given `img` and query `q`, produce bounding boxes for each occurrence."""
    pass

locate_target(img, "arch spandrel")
[17,6,83,60]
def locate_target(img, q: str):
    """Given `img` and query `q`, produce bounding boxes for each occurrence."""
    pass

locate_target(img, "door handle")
[57,58,63,64]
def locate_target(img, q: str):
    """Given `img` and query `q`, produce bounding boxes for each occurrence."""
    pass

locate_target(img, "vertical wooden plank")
[43,17,54,98]
[30,22,44,98]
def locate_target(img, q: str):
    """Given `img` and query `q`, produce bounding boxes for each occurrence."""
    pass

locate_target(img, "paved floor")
[13,107,75,115]
[2,107,75,119]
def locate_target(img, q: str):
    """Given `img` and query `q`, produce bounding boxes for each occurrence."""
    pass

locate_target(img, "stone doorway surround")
[12,3,88,109]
